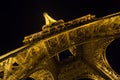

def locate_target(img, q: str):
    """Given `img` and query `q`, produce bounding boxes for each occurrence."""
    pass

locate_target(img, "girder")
[0,12,120,80]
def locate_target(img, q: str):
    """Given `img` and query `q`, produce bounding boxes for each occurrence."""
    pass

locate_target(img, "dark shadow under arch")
[78,78,93,80]
[59,50,73,61]
[0,71,4,78]
[106,38,120,74]
[25,77,35,80]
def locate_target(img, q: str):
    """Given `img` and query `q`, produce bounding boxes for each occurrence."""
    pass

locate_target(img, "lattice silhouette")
[0,12,120,80]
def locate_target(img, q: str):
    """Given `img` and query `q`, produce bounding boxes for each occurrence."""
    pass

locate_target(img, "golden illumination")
[0,12,120,80]
[43,12,56,25]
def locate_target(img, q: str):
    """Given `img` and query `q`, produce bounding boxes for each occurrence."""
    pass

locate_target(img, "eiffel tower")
[0,12,120,80]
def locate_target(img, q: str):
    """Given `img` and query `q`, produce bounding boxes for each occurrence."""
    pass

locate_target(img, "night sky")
[0,0,120,75]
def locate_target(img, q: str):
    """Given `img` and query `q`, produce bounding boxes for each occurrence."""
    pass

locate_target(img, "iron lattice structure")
[0,12,120,80]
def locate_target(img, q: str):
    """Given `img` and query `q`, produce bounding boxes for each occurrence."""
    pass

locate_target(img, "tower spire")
[43,12,56,25]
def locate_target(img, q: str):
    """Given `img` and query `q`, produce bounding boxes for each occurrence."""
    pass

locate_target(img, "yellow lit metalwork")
[43,12,57,25]
[0,12,120,80]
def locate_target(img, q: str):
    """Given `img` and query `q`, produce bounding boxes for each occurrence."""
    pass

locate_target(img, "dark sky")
[0,0,120,74]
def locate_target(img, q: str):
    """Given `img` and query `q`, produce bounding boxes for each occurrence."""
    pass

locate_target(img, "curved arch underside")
[106,38,120,75]
[0,12,120,80]
[57,37,119,80]
[26,37,120,80]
